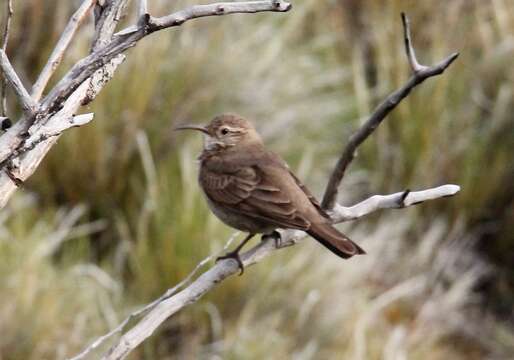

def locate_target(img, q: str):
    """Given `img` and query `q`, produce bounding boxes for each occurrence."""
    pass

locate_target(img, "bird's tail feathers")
[307,222,366,259]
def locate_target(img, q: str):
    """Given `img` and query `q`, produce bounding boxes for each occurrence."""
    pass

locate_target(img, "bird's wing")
[287,170,331,220]
[201,164,311,230]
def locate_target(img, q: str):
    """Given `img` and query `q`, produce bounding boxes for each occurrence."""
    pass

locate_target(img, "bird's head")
[175,113,263,151]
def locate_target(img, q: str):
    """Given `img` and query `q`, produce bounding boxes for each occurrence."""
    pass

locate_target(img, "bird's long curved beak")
[174,125,209,135]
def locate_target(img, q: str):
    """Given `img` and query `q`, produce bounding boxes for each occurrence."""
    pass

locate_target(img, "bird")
[175,113,365,274]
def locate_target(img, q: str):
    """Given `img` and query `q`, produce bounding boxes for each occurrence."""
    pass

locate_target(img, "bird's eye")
[220,127,229,135]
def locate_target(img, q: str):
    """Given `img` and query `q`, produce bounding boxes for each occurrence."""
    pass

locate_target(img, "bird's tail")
[307,222,366,259]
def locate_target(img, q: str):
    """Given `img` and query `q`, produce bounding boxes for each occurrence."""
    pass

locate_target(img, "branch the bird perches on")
[0,2,459,359]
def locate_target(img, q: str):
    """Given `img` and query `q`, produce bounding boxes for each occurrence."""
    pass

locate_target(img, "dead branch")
[321,12,459,210]
[138,0,148,18]
[0,50,38,116]
[91,185,459,360]
[0,55,124,205]
[0,0,292,208]
[31,0,97,101]
[0,0,13,117]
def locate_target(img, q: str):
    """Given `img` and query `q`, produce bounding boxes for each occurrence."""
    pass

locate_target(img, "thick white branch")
[148,0,292,30]
[331,185,461,222]
[31,0,96,101]
[20,112,94,152]
[0,50,39,115]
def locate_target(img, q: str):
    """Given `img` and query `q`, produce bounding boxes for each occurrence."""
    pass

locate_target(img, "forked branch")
[0,0,292,208]
[321,12,459,210]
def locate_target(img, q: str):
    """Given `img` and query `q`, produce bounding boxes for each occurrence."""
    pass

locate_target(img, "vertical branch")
[138,0,148,17]
[91,0,131,51]
[321,13,458,210]
[0,0,13,118]
[401,13,428,73]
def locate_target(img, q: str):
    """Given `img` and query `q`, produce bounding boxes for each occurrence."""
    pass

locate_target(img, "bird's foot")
[262,231,290,249]
[216,251,245,275]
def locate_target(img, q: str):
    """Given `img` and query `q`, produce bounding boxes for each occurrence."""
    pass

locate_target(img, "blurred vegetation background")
[0,0,513,359]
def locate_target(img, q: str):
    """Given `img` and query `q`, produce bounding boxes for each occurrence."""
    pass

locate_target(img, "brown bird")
[175,114,365,274]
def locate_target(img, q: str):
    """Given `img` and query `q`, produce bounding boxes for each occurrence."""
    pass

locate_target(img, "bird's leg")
[216,233,255,275]
[262,230,290,249]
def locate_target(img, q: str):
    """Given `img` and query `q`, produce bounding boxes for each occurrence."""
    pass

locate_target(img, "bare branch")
[75,181,460,360]
[93,183,459,360]
[92,0,131,52]
[402,12,428,73]
[321,13,459,210]
[69,232,240,360]
[138,0,148,18]
[42,1,292,115]
[147,0,293,31]
[31,0,97,101]
[0,56,124,207]
[0,1,290,208]
[18,112,94,154]
[330,185,461,222]
[1,0,13,117]
[0,50,39,116]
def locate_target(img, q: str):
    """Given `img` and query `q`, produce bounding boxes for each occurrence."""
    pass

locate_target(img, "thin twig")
[321,13,459,210]
[401,12,429,73]
[0,0,13,117]
[31,0,97,101]
[0,50,39,116]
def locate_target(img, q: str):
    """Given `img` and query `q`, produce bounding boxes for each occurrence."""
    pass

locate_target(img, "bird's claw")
[216,251,245,275]
[262,231,288,249]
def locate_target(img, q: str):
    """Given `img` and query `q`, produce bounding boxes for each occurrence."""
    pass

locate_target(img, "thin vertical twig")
[401,13,429,73]
[138,0,148,18]
[1,0,13,117]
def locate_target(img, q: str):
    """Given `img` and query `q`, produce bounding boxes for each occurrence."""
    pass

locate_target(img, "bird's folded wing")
[201,166,310,230]
[287,170,331,220]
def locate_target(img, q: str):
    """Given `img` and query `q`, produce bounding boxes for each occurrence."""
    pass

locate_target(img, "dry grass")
[0,0,512,358]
